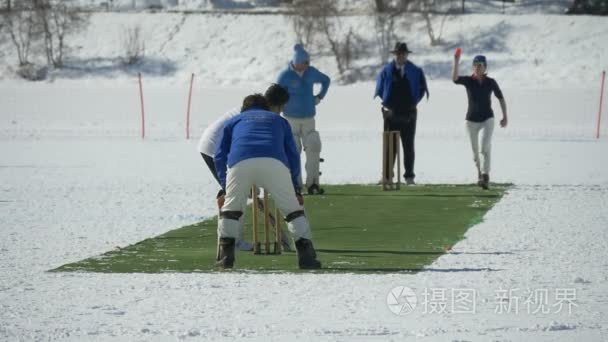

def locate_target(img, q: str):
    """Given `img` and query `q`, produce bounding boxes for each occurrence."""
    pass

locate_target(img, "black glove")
[381,106,393,120]
[216,189,225,198]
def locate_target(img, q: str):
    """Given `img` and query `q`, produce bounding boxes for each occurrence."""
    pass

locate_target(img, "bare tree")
[290,0,317,47]
[371,0,415,63]
[373,13,393,64]
[1,1,38,66]
[373,0,452,49]
[33,0,88,68]
[0,0,13,11]
[122,25,145,65]
[419,0,453,46]
[374,0,387,12]
[290,0,360,80]
[567,0,608,15]
[314,1,345,74]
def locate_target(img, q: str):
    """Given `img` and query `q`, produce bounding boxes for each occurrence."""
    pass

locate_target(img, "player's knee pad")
[285,212,312,240]
[284,210,305,222]
[220,211,243,221]
[303,131,321,153]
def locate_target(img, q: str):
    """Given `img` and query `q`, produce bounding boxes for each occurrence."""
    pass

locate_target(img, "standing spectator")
[374,42,429,185]
[452,53,508,189]
[277,44,331,195]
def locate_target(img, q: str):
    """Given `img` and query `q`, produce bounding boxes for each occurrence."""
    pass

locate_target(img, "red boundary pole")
[138,73,146,139]
[186,73,194,140]
[597,70,606,139]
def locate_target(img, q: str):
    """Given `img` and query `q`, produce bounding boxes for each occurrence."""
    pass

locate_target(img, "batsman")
[214,85,322,270]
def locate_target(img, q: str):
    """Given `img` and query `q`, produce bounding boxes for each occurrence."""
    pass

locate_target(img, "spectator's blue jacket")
[214,108,301,191]
[374,60,429,107]
[277,64,331,118]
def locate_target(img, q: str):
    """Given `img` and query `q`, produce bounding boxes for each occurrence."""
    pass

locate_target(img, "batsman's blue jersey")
[214,108,301,191]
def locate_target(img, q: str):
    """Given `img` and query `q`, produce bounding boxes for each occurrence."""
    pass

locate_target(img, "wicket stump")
[251,185,282,255]
[382,131,401,191]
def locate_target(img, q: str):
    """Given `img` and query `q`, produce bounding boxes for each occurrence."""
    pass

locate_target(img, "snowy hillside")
[72,0,574,14]
[1,7,606,87]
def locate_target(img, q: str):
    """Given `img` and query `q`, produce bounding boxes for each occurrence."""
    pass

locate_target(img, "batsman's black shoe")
[295,238,321,269]
[307,184,325,195]
[480,174,490,190]
[216,237,235,269]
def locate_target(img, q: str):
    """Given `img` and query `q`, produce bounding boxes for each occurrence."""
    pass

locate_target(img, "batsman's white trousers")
[282,116,321,187]
[466,118,495,174]
[218,157,312,240]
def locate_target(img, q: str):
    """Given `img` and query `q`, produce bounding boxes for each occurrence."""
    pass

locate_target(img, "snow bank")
[1,11,606,87]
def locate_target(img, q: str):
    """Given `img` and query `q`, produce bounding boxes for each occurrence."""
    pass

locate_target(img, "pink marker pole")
[186,73,195,140]
[597,70,606,139]
[138,72,145,139]
[455,47,462,58]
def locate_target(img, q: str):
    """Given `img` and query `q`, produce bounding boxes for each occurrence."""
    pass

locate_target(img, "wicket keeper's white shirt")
[197,108,240,156]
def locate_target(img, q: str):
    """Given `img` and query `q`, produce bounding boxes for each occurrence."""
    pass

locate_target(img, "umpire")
[374,42,429,185]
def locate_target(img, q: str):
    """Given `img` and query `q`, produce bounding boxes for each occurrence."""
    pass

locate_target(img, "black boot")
[307,184,325,195]
[480,174,490,190]
[295,238,321,269]
[216,237,235,269]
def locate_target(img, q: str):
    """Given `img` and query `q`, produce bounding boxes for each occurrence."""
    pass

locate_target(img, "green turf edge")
[50,184,511,274]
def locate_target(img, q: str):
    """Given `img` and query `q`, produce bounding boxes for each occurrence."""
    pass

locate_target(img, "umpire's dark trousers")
[384,110,417,180]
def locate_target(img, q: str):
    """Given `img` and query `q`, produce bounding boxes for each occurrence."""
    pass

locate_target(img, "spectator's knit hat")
[391,42,413,54]
[473,55,487,66]
[292,44,310,65]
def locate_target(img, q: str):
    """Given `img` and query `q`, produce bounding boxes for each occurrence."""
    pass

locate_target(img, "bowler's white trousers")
[218,157,312,240]
[465,118,494,174]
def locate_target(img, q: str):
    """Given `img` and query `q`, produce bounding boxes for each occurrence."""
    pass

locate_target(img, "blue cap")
[292,44,310,65]
[473,55,487,65]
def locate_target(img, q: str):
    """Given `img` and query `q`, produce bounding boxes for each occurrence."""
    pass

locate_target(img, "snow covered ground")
[1,5,608,341]
[1,79,607,340]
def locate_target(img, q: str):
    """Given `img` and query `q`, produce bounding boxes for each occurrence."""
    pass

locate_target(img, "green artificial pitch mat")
[53,184,509,273]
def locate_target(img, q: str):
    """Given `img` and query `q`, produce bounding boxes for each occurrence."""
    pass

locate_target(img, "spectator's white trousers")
[466,118,495,174]
[282,116,322,187]
[218,157,312,240]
